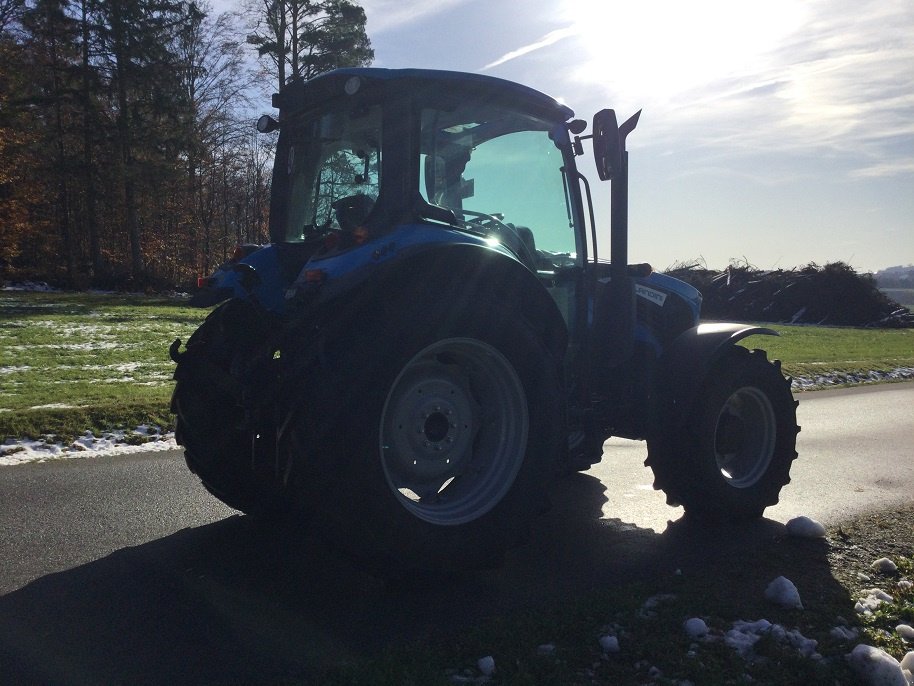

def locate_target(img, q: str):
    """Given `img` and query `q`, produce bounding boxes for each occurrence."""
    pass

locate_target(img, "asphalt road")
[1,382,912,683]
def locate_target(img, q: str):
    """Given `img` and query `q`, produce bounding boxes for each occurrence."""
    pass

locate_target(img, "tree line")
[0,0,372,290]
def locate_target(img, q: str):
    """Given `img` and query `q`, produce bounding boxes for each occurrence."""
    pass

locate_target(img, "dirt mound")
[664,261,914,328]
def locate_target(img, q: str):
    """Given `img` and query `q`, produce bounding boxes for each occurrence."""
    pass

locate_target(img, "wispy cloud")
[359,0,470,34]
[481,26,577,71]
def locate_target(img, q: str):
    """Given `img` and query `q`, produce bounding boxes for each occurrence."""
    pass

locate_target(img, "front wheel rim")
[713,386,777,488]
[379,338,528,526]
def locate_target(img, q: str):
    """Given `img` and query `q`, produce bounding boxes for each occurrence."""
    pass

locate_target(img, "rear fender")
[382,244,568,359]
[304,242,569,363]
[660,323,779,427]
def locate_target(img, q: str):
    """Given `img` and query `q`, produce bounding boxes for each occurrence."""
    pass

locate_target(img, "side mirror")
[592,109,642,181]
[257,115,279,134]
[592,109,620,181]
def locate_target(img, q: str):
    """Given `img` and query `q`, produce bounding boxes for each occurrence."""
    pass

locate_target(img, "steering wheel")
[453,209,538,270]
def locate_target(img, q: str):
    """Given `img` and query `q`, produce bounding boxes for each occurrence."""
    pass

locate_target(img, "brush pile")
[664,261,914,328]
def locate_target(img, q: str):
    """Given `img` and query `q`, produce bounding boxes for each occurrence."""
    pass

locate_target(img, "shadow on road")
[0,473,852,684]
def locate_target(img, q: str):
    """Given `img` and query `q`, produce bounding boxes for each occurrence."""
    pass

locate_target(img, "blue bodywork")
[205,224,518,316]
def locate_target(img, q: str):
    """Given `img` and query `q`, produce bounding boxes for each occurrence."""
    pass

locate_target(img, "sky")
[350,0,914,273]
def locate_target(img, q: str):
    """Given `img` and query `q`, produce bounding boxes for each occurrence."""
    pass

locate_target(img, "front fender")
[661,322,779,425]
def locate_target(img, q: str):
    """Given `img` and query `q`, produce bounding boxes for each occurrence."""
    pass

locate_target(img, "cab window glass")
[420,107,577,266]
[283,104,381,241]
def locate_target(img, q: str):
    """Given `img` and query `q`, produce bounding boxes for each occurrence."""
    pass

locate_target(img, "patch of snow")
[683,618,709,639]
[725,620,820,660]
[786,515,827,538]
[765,576,803,609]
[724,619,769,657]
[899,580,913,592]
[29,403,78,410]
[536,644,555,656]
[873,558,899,574]
[856,589,895,616]
[0,429,177,466]
[847,644,909,686]
[902,651,914,673]
[1,281,57,291]
[791,367,914,391]
[898,625,914,643]
[599,635,620,653]
[638,593,676,617]
[476,656,495,676]
[831,626,860,642]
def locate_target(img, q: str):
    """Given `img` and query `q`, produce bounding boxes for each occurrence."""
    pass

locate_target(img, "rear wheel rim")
[712,385,776,488]
[379,338,528,525]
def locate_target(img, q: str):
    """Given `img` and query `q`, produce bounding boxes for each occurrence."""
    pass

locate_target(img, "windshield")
[420,104,577,269]
[280,103,381,242]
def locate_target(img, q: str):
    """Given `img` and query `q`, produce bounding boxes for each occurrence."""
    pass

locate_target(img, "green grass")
[0,291,208,441]
[738,324,914,380]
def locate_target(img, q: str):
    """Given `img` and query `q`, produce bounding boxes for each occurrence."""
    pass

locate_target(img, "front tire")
[646,346,799,520]
[299,299,563,576]
[172,301,280,516]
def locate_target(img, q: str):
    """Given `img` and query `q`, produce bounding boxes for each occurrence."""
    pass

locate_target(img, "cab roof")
[272,67,575,123]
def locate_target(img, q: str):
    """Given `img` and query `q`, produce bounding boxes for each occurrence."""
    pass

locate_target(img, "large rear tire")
[646,346,799,520]
[296,299,563,577]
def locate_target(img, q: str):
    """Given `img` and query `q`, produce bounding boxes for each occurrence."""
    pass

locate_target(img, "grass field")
[737,323,914,380]
[0,291,207,441]
[1,290,913,441]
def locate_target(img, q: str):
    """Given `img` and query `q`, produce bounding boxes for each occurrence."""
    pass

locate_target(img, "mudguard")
[660,322,779,427]
[288,238,569,364]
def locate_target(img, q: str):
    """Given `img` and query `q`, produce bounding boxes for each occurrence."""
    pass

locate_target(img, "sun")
[563,0,805,104]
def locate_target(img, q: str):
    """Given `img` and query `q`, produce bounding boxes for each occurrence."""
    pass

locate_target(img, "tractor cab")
[265,69,586,313]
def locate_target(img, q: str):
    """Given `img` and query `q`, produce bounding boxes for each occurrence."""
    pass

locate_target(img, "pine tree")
[247,0,373,94]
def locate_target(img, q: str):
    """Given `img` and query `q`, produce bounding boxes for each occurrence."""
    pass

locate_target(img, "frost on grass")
[765,576,804,609]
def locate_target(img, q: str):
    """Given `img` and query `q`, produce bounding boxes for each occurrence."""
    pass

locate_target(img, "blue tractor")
[170,68,799,576]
